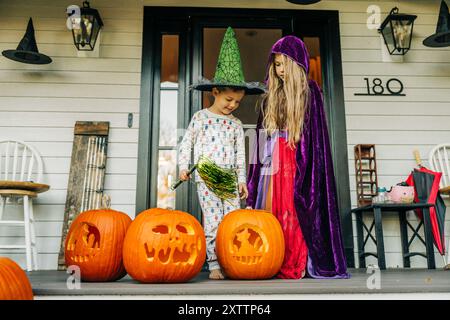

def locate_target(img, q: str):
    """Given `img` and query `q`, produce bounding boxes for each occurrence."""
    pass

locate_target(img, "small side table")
[351,203,435,270]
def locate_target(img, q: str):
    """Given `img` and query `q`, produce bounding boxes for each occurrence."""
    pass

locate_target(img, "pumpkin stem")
[101,194,111,209]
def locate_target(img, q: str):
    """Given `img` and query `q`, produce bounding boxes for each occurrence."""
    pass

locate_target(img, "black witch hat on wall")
[2,18,52,64]
[423,0,450,47]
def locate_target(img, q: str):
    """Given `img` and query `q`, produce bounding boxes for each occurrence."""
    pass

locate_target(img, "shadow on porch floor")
[27,268,450,297]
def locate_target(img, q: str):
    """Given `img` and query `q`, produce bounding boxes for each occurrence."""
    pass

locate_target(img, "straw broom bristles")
[170,155,237,200]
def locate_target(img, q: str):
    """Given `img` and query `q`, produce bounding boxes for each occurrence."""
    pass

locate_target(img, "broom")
[170,155,238,200]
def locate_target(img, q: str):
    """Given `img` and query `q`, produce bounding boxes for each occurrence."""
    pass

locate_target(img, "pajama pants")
[196,182,241,271]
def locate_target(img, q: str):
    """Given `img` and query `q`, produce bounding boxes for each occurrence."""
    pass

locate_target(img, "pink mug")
[387,186,414,203]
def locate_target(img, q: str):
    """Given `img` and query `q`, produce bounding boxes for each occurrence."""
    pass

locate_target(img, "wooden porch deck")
[28,268,450,298]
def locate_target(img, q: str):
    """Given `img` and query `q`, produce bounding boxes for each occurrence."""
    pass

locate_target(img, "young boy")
[178,27,265,280]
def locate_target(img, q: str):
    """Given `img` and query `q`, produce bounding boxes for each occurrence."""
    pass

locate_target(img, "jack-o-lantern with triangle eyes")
[216,209,285,279]
[64,198,132,282]
[123,208,206,283]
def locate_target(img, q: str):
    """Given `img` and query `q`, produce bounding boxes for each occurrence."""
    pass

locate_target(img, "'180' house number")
[354,78,405,96]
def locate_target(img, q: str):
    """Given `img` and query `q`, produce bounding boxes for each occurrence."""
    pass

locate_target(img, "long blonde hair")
[262,54,310,146]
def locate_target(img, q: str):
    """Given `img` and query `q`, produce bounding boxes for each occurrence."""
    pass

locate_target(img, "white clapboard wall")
[0,0,143,269]
[0,0,449,269]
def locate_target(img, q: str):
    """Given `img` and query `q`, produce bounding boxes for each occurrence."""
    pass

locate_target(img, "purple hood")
[265,35,310,82]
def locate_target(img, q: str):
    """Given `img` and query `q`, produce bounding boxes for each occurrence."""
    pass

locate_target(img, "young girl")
[247,35,349,279]
[178,27,264,280]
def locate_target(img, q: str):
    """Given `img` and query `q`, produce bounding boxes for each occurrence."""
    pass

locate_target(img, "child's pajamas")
[178,108,246,270]
[196,182,240,270]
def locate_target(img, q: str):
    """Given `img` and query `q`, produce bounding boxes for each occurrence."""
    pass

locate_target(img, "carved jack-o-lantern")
[216,209,285,279]
[231,225,266,265]
[64,202,132,282]
[0,257,33,300]
[123,208,206,283]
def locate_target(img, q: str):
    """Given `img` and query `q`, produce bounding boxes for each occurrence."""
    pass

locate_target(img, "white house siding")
[0,0,143,269]
[0,0,449,269]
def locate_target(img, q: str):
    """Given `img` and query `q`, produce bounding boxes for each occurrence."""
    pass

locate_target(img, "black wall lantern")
[68,1,103,51]
[378,7,417,55]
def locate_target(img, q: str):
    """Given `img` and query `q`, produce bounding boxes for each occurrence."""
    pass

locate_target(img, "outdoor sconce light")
[378,7,417,55]
[68,1,103,51]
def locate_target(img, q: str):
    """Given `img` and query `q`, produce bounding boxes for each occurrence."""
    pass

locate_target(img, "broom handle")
[170,165,197,191]
[413,149,422,167]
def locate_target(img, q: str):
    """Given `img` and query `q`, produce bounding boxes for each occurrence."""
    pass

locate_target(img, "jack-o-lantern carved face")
[231,225,267,265]
[144,223,201,265]
[123,208,206,283]
[66,222,101,263]
[216,209,285,280]
[64,208,132,282]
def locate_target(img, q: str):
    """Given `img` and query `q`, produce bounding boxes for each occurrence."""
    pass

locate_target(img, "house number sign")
[354,77,405,96]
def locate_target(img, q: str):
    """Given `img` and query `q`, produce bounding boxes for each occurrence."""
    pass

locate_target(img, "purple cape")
[247,36,350,278]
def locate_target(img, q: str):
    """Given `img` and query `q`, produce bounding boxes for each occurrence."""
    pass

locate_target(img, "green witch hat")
[192,27,265,95]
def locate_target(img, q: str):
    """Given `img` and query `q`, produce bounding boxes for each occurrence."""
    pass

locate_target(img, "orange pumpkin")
[123,208,206,283]
[64,200,132,282]
[216,209,285,279]
[0,257,33,300]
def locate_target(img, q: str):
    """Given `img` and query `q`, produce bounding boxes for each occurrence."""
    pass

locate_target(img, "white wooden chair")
[0,140,49,271]
[428,143,450,269]
[428,143,450,196]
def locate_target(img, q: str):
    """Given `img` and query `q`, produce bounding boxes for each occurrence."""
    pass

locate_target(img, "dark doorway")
[136,7,354,267]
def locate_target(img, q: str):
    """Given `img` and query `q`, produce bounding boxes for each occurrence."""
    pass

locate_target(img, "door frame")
[136,7,354,267]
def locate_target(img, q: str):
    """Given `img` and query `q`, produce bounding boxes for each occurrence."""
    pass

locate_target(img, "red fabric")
[406,167,445,254]
[272,137,308,279]
[405,173,422,218]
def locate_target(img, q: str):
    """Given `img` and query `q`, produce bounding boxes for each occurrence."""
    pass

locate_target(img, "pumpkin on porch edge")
[64,196,132,282]
[216,209,285,280]
[0,257,34,300]
[123,208,206,283]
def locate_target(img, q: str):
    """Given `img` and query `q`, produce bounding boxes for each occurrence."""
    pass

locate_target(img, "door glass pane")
[157,34,179,209]
[159,88,178,146]
[161,34,179,83]
[303,37,322,89]
[157,150,177,209]
[159,35,179,147]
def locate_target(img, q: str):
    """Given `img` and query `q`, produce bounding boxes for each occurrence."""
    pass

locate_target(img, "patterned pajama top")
[178,108,246,185]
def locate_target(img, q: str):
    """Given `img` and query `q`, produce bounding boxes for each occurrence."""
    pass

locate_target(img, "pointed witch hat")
[191,27,265,95]
[423,0,450,47]
[2,18,52,64]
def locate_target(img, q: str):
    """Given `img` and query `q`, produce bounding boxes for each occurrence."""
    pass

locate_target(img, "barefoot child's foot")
[209,269,225,280]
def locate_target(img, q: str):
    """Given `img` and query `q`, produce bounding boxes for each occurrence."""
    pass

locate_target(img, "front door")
[137,7,354,267]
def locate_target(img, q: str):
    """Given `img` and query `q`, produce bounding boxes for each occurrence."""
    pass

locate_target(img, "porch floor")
[28,268,450,297]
